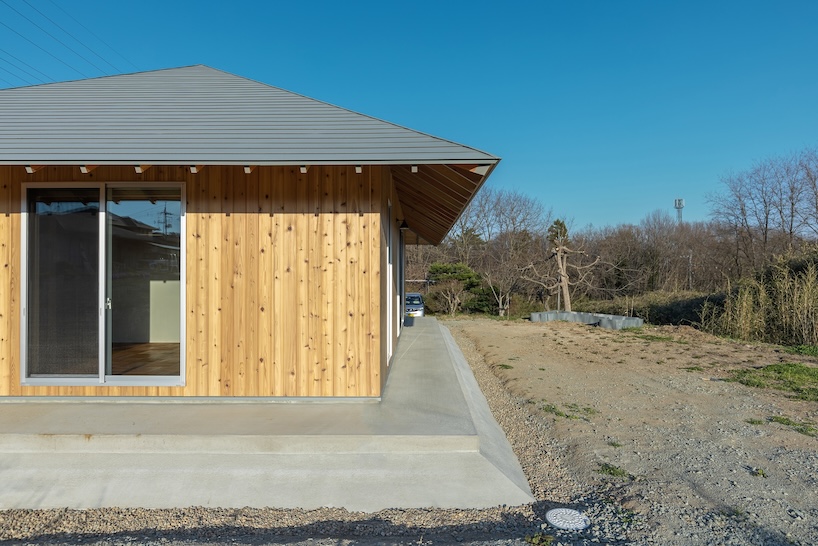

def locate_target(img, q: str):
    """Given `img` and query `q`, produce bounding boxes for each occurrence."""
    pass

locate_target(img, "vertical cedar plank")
[334,169,348,394]
[245,170,259,395]
[321,168,335,395]
[257,168,272,395]
[378,167,388,391]
[193,173,210,396]
[185,174,199,395]
[368,168,381,395]
[231,169,246,396]
[208,169,224,396]
[307,168,321,395]
[222,168,236,395]
[357,168,369,395]
[341,167,356,396]
[283,168,298,396]
[296,168,309,396]
[0,169,12,395]
[272,167,284,396]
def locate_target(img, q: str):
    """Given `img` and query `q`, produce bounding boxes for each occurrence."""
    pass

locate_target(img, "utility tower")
[674,198,685,223]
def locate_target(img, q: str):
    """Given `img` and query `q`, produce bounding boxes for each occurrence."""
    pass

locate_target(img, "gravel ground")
[448,318,818,546]
[2,318,816,545]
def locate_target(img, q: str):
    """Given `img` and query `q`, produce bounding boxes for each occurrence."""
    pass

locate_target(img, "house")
[0,65,499,398]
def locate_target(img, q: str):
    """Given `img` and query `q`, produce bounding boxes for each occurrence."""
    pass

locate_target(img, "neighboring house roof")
[0,65,499,244]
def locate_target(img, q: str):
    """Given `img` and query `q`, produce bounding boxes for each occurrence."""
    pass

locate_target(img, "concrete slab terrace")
[0,317,534,512]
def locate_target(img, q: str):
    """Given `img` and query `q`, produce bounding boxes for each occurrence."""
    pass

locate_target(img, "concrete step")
[0,432,479,454]
[0,318,534,511]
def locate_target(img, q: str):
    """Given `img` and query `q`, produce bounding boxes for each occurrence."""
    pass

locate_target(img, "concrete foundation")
[0,318,534,512]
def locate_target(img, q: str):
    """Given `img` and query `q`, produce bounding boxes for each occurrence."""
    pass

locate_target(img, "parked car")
[405,293,425,317]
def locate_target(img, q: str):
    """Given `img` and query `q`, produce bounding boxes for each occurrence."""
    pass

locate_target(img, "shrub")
[700,255,818,346]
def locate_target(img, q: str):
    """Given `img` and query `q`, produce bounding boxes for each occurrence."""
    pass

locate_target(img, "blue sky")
[1,0,816,230]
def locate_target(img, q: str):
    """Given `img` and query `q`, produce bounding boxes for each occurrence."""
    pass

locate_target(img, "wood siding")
[0,165,385,397]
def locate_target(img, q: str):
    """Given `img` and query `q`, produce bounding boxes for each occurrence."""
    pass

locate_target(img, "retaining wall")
[530,311,643,330]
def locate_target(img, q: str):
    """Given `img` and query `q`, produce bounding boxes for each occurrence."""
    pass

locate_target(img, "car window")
[406,295,422,305]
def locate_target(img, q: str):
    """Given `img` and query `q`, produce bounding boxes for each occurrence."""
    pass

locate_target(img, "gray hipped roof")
[0,65,499,244]
[0,65,498,167]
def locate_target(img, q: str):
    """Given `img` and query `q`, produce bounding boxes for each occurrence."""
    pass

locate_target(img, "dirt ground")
[446,317,818,545]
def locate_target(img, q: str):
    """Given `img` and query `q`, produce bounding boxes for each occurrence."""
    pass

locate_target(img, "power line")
[0,46,52,81]
[44,0,139,72]
[0,62,34,86]
[0,17,87,78]
[0,49,48,84]
[21,0,122,74]
[0,0,108,75]
[0,74,14,87]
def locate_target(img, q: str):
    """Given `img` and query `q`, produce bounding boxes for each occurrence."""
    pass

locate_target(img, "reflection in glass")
[107,188,181,376]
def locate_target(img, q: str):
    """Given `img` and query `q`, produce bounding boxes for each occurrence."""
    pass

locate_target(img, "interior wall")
[378,170,405,389]
[0,164,383,397]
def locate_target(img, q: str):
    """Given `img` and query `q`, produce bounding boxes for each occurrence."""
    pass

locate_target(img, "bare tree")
[404,243,446,294]
[470,187,549,316]
[799,148,818,236]
[768,154,806,248]
[520,220,600,312]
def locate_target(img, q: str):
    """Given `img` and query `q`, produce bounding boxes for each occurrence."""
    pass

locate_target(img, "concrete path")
[0,318,534,511]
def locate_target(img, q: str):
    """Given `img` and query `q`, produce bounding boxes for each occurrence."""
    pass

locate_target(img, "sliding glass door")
[26,188,100,376]
[23,184,184,385]
[106,187,181,377]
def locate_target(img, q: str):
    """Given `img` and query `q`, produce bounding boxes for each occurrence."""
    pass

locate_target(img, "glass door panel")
[26,188,100,376]
[106,187,182,376]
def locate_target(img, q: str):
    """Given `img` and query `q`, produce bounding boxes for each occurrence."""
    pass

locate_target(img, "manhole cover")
[545,508,591,531]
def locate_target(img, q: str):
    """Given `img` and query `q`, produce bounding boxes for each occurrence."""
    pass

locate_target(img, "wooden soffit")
[391,162,496,245]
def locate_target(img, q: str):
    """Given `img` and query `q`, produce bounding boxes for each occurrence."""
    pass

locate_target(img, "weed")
[722,506,748,521]
[608,441,623,448]
[728,363,818,401]
[498,364,514,370]
[750,467,767,478]
[630,332,684,343]
[769,415,817,437]
[682,366,704,372]
[785,345,818,357]
[538,367,546,371]
[745,418,764,425]
[616,359,625,364]
[525,533,554,546]
[597,463,632,479]
[564,403,599,416]
[541,404,569,418]
[620,509,637,524]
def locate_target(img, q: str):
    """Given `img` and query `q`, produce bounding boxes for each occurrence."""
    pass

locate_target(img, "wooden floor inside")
[111,343,180,376]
